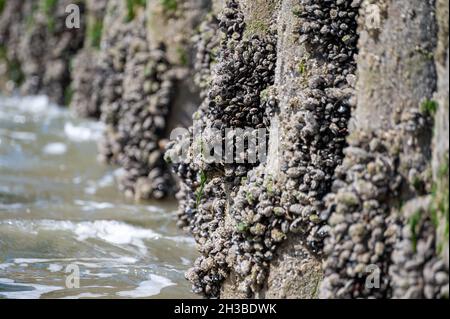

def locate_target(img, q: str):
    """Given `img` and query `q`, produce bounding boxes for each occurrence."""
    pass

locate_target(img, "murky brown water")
[0,96,199,299]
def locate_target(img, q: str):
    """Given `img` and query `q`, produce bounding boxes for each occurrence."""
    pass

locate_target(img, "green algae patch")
[409,210,422,253]
[40,0,58,32]
[420,99,439,116]
[0,45,24,86]
[88,19,104,49]
[242,0,278,39]
[195,170,208,208]
[160,0,178,13]
[237,222,249,233]
[244,20,270,38]
[298,59,307,75]
[126,0,147,22]
[176,46,188,66]
[64,84,74,106]
[0,0,6,15]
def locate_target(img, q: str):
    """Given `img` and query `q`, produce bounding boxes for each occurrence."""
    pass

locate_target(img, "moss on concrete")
[88,19,103,49]
[126,0,147,22]
[297,58,307,75]
[409,210,422,252]
[241,0,278,39]
[195,170,208,207]
[40,0,58,32]
[0,0,6,15]
[160,0,178,13]
[421,99,439,116]
[0,45,24,86]
[176,46,188,66]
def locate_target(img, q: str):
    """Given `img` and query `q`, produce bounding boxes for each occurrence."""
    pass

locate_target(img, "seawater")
[0,96,199,299]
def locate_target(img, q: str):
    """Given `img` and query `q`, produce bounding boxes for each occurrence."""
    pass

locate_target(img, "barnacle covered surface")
[0,0,448,300]
[70,0,108,119]
[278,0,360,253]
[320,0,449,299]
[96,2,176,200]
[75,0,211,201]
[171,0,449,299]
[168,0,279,297]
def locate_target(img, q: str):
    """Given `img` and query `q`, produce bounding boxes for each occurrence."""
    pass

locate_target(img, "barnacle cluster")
[320,109,449,298]
[319,129,404,298]
[277,0,360,254]
[1,0,447,300]
[0,0,28,90]
[168,0,278,297]
[70,0,108,119]
[98,10,176,200]
[317,0,449,299]
[96,3,131,165]
[70,50,103,118]
[192,13,220,98]
[390,205,449,298]
[168,12,221,229]
[219,0,362,297]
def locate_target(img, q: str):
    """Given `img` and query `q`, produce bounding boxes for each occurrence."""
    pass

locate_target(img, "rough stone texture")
[222,235,323,300]
[320,0,448,299]
[432,0,449,278]
[354,0,437,131]
[262,236,323,299]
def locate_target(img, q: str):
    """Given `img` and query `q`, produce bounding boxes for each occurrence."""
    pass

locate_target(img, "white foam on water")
[146,206,166,214]
[0,220,39,235]
[11,256,138,265]
[9,131,37,141]
[113,168,126,178]
[17,96,53,114]
[116,274,176,298]
[84,173,115,194]
[61,292,106,299]
[12,114,26,124]
[0,202,25,210]
[165,235,197,246]
[1,95,61,117]
[43,142,68,155]
[84,270,114,278]
[73,220,161,255]
[48,264,63,272]
[0,219,188,252]
[0,278,61,299]
[74,200,115,211]
[0,96,63,128]
[64,122,104,142]
[4,219,161,254]
[12,258,56,264]
[97,173,115,188]
[0,263,13,270]
[180,257,191,266]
